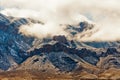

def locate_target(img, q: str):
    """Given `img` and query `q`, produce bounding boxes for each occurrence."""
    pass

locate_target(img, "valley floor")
[0,69,120,80]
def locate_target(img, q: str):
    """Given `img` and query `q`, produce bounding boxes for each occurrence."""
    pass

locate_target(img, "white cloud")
[0,0,120,41]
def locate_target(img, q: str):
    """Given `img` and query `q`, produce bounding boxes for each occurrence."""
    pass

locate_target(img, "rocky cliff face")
[0,13,34,70]
[0,13,120,79]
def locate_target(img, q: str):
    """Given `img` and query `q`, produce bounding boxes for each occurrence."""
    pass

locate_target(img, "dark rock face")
[28,42,99,66]
[101,48,119,57]
[0,13,10,27]
[106,48,119,55]
[79,21,94,32]
[47,52,78,72]
[67,21,94,34]
[0,13,34,70]
[76,48,99,65]
[53,35,68,45]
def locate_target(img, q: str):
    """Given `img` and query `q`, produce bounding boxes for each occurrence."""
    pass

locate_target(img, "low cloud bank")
[0,0,120,41]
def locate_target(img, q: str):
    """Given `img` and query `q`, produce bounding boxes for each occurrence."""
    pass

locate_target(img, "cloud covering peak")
[0,0,120,41]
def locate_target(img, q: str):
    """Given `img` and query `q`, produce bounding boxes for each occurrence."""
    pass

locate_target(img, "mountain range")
[0,13,120,79]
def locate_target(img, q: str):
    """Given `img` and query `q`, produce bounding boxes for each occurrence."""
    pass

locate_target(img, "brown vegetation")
[0,68,120,80]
